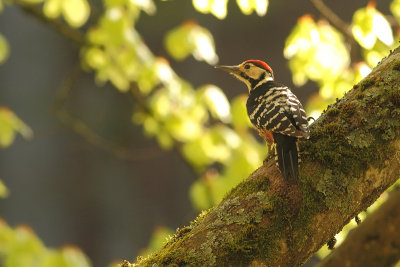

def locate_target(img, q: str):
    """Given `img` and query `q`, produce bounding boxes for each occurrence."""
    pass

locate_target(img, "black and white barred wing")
[248,86,309,138]
[285,90,310,139]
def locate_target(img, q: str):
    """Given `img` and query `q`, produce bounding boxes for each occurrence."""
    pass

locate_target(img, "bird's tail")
[272,133,299,183]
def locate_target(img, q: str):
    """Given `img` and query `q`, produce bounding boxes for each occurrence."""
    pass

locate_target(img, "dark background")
[0,0,392,265]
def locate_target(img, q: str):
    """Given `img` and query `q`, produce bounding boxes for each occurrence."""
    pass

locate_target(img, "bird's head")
[215,60,274,92]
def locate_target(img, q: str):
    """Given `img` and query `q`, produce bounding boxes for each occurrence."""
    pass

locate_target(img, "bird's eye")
[244,64,250,69]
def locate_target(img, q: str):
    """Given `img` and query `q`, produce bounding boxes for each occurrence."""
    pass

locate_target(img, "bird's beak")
[214,65,241,75]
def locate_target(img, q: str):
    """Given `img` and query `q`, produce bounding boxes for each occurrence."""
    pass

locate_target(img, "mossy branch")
[129,48,400,266]
[319,187,400,267]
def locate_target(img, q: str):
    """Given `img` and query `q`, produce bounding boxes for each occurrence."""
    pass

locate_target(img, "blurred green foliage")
[0,220,91,267]
[21,0,90,27]
[284,2,398,119]
[192,0,268,19]
[165,21,218,64]
[1,0,400,265]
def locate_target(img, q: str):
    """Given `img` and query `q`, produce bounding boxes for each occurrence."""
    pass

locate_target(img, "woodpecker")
[215,60,310,182]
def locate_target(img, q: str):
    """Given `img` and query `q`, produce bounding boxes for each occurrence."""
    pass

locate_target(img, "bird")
[215,60,310,182]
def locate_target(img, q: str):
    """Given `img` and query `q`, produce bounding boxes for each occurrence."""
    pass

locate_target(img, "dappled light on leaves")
[284,15,353,117]
[192,0,267,19]
[284,2,398,117]
[165,21,218,65]
[284,15,350,87]
[61,0,90,28]
[357,62,372,78]
[187,129,265,210]
[83,3,154,91]
[236,0,268,16]
[22,0,91,28]
[192,0,228,19]
[352,3,393,50]
[199,85,231,123]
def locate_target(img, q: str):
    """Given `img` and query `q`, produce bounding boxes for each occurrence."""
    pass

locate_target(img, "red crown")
[245,60,272,73]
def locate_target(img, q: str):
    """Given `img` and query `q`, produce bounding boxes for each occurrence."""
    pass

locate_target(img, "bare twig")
[53,64,164,161]
[310,0,352,37]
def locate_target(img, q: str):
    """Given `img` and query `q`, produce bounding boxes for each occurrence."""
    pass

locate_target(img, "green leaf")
[199,85,231,123]
[84,47,108,69]
[166,114,203,142]
[352,5,375,49]
[372,10,393,46]
[192,0,228,19]
[130,0,156,15]
[164,22,194,61]
[236,0,268,16]
[0,220,91,267]
[62,0,90,28]
[0,180,9,198]
[191,25,218,64]
[0,34,9,65]
[0,107,33,148]
[391,0,400,22]
[58,246,91,267]
[155,131,173,149]
[164,22,218,64]
[284,15,349,86]
[43,0,62,19]
[351,4,392,49]
[192,0,210,13]
[107,67,130,91]
[182,138,211,168]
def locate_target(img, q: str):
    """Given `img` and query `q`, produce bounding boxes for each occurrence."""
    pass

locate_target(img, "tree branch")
[12,0,85,45]
[310,0,351,37]
[319,187,400,267]
[53,64,164,161]
[128,48,400,266]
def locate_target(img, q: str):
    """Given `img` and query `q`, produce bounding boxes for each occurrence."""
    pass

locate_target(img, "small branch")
[13,0,85,45]
[310,0,351,37]
[319,187,400,267]
[53,64,164,162]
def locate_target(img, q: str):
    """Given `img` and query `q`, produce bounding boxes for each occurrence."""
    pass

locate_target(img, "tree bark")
[319,187,400,267]
[128,48,400,266]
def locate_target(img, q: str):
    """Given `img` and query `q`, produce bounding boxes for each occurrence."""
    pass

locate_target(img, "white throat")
[255,76,273,89]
